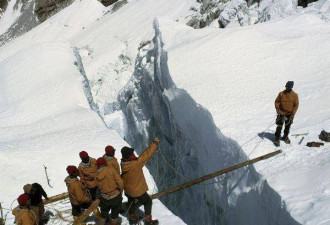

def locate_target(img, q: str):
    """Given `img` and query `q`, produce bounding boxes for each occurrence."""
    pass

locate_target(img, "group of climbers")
[12,138,160,225]
[12,183,49,225]
[65,137,160,225]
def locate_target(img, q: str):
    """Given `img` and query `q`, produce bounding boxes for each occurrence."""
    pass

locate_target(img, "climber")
[274,81,299,146]
[65,165,100,224]
[78,151,98,200]
[103,145,120,175]
[95,157,124,225]
[23,183,48,225]
[121,138,160,225]
[12,194,38,225]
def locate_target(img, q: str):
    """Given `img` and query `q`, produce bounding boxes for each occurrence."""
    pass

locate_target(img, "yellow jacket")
[103,155,120,175]
[65,176,91,205]
[121,143,157,197]
[12,206,37,225]
[275,90,299,116]
[78,157,97,188]
[95,166,124,198]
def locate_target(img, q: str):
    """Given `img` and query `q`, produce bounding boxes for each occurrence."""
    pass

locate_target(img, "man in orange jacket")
[65,165,92,224]
[12,194,38,225]
[121,138,160,225]
[274,81,299,146]
[103,146,120,175]
[78,151,98,200]
[95,157,124,225]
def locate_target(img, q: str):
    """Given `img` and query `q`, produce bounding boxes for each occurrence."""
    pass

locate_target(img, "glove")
[287,115,294,124]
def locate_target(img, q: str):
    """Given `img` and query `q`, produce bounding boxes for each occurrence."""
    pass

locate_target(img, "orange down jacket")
[121,143,157,197]
[95,165,124,198]
[65,176,91,205]
[103,155,120,175]
[12,207,37,225]
[275,90,299,116]
[78,157,97,189]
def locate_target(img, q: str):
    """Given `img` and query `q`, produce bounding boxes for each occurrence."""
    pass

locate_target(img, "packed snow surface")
[0,0,186,224]
[1,0,330,224]
[157,14,330,225]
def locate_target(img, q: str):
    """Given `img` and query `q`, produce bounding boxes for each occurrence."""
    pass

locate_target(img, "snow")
[157,13,330,225]
[0,0,23,36]
[0,0,186,224]
[1,0,330,224]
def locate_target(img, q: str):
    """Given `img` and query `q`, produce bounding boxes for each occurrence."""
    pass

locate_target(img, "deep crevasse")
[115,19,300,225]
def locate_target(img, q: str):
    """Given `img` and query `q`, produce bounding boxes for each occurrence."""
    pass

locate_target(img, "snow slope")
[1,0,330,224]
[157,14,330,225]
[0,0,185,224]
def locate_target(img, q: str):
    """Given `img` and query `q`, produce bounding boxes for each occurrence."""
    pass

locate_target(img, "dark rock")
[0,0,8,12]
[34,0,74,22]
[298,0,318,8]
[100,0,118,7]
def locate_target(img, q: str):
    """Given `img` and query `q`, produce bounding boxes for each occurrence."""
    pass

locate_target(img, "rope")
[158,146,188,181]
[240,115,276,148]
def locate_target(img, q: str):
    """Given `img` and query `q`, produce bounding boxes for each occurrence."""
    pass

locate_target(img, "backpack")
[319,130,330,142]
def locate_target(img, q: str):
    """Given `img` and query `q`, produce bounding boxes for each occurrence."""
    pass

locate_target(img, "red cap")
[105,145,115,154]
[17,194,29,206]
[96,157,107,168]
[66,165,77,175]
[79,151,89,159]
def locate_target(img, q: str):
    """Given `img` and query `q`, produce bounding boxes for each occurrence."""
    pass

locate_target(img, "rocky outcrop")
[34,0,75,22]
[0,0,8,14]
[100,0,118,7]
[298,0,318,7]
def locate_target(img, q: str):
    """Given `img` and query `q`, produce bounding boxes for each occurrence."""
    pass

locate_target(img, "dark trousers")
[127,192,152,216]
[71,202,91,216]
[275,114,293,138]
[99,194,122,219]
[88,187,98,201]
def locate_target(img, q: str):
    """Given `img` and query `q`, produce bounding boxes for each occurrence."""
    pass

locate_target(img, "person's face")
[106,150,115,157]
[82,156,90,164]
[285,86,292,92]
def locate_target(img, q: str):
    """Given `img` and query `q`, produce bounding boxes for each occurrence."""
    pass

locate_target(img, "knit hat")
[66,165,78,175]
[105,145,115,154]
[121,146,134,159]
[17,194,29,206]
[96,157,107,168]
[285,81,294,88]
[23,184,32,194]
[79,151,89,159]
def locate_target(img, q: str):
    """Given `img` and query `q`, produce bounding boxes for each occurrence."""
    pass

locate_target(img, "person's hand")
[153,137,160,143]
[45,196,49,201]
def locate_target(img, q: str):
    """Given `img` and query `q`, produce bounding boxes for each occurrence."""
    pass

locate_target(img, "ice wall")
[117,19,301,225]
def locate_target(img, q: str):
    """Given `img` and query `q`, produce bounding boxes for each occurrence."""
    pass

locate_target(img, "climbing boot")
[145,215,159,225]
[129,214,143,223]
[282,135,291,144]
[274,137,280,147]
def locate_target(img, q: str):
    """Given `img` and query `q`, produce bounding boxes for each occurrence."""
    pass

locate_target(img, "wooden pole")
[0,203,4,225]
[151,149,282,199]
[73,199,100,225]
[43,192,69,205]
[72,149,282,224]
